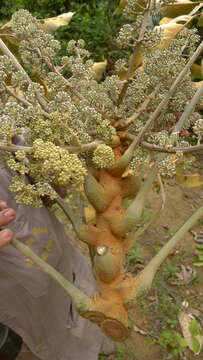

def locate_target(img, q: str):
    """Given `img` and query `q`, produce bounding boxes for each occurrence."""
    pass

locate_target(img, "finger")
[0,208,16,227]
[0,200,7,211]
[0,229,13,247]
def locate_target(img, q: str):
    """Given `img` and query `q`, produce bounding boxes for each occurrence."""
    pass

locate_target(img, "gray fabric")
[0,165,105,360]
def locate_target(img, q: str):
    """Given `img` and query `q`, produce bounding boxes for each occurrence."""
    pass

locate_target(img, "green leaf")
[192,337,201,354]
[193,260,203,266]
[173,332,188,347]
[189,319,202,337]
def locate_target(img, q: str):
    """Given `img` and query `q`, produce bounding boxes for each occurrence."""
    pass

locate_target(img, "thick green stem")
[131,204,203,299]
[84,172,108,212]
[109,135,141,177]
[117,165,158,236]
[93,247,121,283]
[11,237,92,311]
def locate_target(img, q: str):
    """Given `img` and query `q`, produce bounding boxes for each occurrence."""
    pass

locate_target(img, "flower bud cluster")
[31,139,87,188]
[12,10,61,77]
[147,131,173,148]
[123,1,145,19]
[0,8,200,206]
[10,175,56,207]
[7,155,27,175]
[92,144,115,168]
[130,147,150,173]
[11,72,29,89]
[158,152,182,178]
[117,24,136,48]
[67,39,90,59]
[0,115,21,139]
[193,119,203,144]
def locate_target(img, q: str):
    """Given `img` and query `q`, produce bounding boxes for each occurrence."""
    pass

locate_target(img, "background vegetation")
[0,0,126,61]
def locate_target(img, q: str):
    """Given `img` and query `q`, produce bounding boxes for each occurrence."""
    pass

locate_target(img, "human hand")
[0,201,16,247]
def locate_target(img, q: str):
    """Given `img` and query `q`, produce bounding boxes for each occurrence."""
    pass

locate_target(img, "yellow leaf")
[192,80,203,90]
[1,12,75,35]
[201,58,203,77]
[176,173,203,187]
[118,52,143,80]
[113,0,127,15]
[91,60,107,81]
[156,15,193,50]
[84,205,96,223]
[190,63,203,79]
[198,11,203,27]
[121,165,134,178]
[159,17,172,25]
[162,1,201,18]
[39,12,75,33]
[0,28,19,47]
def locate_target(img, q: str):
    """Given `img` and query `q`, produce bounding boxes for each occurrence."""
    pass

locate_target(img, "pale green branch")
[0,142,31,153]
[55,195,86,240]
[171,80,203,143]
[0,38,49,114]
[131,203,203,299]
[110,41,203,176]
[11,237,92,311]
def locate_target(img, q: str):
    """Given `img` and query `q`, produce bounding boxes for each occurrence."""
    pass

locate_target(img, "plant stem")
[66,140,102,153]
[0,38,30,81]
[116,85,160,128]
[172,80,203,141]
[0,142,31,153]
[55,195,85,240]
[11,237,92,311]
[132,204,203,298]
[84,172,108,212]
[111,40,203,175]
[117,0,153,105]
[117,165,158,236]
[4,84,31,107]
[0,38,49,113]
[141,141,203,154]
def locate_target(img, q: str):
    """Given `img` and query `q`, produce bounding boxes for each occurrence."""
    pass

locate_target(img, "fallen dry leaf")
[171,265,196,285]
[191,230,203,244]
[179,311,203,355]
[175,173,203,187]
[133,324,148,336]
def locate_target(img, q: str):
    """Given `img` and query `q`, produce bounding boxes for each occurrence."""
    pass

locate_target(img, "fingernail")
[1,229,12,241]
[2,209,15,219]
